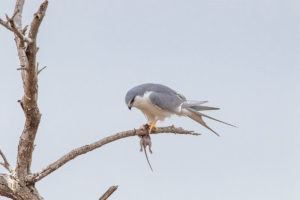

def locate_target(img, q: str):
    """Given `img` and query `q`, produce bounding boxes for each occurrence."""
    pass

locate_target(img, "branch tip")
[99,186,118,200]
[5,14,10,22]
[12,9,19,20]
[22,25,28,34]
[37,66,46,74]
[17,67,27,71]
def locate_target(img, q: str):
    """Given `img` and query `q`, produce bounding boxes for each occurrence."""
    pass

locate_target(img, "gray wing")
[139,83,186,100]
[149,92,184,113]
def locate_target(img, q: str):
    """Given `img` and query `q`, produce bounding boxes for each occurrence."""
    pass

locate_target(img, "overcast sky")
[0,0,299,199]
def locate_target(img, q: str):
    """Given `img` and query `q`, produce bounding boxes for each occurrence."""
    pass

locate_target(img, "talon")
[148,120,158,134]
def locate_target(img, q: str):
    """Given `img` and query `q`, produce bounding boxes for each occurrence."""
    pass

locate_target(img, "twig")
[99,186,118,200]
[11,9,19,20]
[37,66,46,74]
[0,150,14,174]
[0,10,32,44]
[22,24,28,34]
[26,126,200,184]
[16,67,27,71]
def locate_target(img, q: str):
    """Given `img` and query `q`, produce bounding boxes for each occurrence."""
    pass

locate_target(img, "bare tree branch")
[37,66,46,74]
[12,0,48,183]
[0,10,32,44]
[0,150,14,174]
[22,24,28,34]
[16,67,27,71]
[99,186,118,200]
[26,126,200,184]
[28,0,48,40]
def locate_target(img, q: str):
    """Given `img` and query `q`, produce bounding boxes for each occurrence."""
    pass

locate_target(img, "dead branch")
[22,24,28,34]
[16,67,27,71]
[37,66,46,74]
[99,186,118,200]
[26,126,200,184]
[13,0,48,183]
[0,10,32,44]
[28,0,48,40]
[0,150,14,174]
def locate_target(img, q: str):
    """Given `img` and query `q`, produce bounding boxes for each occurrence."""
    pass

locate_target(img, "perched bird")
[125,83,235,136]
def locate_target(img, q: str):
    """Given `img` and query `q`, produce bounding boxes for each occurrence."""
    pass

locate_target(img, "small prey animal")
[139,124,153,171]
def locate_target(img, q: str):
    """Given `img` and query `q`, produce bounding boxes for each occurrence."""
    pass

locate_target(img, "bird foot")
[148,120,158,134]
[147,123,158,134]
[139,123,158,134]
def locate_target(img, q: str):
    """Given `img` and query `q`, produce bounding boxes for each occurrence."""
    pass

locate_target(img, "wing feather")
[149,92,184,113]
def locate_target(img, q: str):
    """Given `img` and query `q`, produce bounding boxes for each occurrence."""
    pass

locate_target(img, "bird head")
[125,90,137,110]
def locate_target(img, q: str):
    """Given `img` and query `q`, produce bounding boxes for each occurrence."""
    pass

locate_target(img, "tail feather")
[182,100,208,107]
[198,111,237,127]
[191,105,220,111]
[183,108,236,136]
[182,100,219,111]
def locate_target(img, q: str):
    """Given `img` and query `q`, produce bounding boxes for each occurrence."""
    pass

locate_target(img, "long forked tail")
[183,107,236,136]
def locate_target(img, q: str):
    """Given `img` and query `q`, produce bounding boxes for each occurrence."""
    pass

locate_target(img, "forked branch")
[26,126,200,184]
[0,10,32,44]
[11,0,48,181]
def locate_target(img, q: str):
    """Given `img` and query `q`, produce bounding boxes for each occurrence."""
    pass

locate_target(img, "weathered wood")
[26,126,200,184]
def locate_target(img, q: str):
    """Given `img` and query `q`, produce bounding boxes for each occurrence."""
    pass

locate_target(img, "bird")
[125,83,235,136]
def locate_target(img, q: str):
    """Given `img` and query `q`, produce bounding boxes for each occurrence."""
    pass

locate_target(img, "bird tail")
[182,107,236,136]
[182,100,220,111]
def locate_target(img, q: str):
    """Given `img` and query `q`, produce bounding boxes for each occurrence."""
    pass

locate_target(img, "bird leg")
[147,120,158,134]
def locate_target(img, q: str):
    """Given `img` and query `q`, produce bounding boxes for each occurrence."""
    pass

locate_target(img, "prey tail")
[143,147,153,171]
[183,108,236,136]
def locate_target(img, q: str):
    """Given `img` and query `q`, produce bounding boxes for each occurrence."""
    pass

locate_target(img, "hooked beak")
[128,105,132,110]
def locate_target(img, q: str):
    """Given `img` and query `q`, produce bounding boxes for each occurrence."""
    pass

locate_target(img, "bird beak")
[128,106,132,110]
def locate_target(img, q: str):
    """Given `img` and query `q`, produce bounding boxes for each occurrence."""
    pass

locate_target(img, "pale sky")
[0,0,299,200]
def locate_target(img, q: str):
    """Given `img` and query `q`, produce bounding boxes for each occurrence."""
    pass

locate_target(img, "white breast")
[132,91,173,123]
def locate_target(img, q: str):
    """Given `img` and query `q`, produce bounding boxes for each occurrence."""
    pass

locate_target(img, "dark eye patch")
[130,97,135,105]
